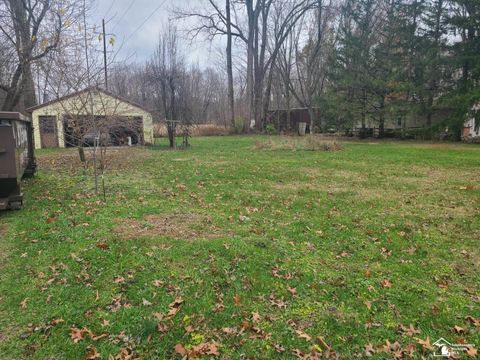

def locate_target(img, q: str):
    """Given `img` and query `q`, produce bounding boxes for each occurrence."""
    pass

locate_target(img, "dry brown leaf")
[174,343,187,356]
[453,325,465,334]
[157,323,168,333]
[287,286,297,296]
[295,329,312,342]
[20,298,28,309]
[416,336,434,351]
[466,346,477,357]
[96,243,109,250]
[234,294,241,305]
[51,318,64,325]
[85,346,101,359]
[167,297,184,317]
[222,327,236,335]
[380,279,392,288]
[364,343,375,357]
[70,327,84,343]
[113,276,125,284]
[465,316,480,327]
[399,324,420,337]
[317,336,331,350]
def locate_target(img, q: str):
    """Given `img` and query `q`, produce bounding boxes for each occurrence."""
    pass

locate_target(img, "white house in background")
[462,104,480,141]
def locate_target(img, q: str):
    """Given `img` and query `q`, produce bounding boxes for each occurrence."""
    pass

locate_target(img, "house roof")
[26,86,152,114]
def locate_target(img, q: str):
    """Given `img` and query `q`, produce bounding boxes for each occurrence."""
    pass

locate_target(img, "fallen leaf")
[465,316,480,327]
[234,294,241,305]
[70,327,84,343]
[113,276,125,284]
[174,343,187,356]
[466,345,477,357]
[365,343,375,357]
[20,298,28,309]
[295,329,312,342]
[317,336,331,350]
[252,312,261,322]
[416,336,434,351]
[453,325,465,334]
[96,243,109,250]
[287,286,297,296]
[142,298,152,306]
[221,327,236,335]
[399,324,420,337]
[192,342,219,356]
[85,346,101,359]
[364,300,372,310]
[380,279,392,288]
[51,318,65,325]
[167,297,184,317]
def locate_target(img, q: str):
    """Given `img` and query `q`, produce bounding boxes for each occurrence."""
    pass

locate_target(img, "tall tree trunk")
[245,0,256,132]
[22,64,37,109]
[361,88,367,138]
[225,0,235,128]
[308,106,315,135]
[378,94,385,138]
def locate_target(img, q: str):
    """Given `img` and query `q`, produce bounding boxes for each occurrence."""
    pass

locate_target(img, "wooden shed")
[27,87,154,149]
[266,108,321,133]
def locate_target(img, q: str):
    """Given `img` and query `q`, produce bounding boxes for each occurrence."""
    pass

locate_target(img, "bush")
[254,135,343,152]
[234,116,245,134]
[154,123,230,138]
[305,135,343,151]
[265,124,277,135]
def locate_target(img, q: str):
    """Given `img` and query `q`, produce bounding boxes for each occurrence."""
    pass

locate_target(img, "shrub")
[234,116,245,134]
[154,123,230,138]
[305,135,343,151]
[254,136,343,152]
[265,124,277,135]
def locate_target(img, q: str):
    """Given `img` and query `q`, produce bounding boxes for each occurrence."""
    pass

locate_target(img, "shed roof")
[26,87,152,114]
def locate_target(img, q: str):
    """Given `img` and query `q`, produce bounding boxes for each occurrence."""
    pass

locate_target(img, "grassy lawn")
[0,136,479,359]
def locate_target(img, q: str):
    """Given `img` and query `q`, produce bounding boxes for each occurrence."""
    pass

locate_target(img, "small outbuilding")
[462,104,480,142]
[27,87,154,149]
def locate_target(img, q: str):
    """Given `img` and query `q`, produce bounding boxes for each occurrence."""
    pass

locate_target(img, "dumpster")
[0,112,36,210]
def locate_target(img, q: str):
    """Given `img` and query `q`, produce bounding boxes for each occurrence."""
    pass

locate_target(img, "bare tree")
[149,25,185,147]
[0,0,81,110]
[287,0,338,133]
[178,0,317,130]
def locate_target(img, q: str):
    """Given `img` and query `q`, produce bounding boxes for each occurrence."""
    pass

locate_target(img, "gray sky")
[91,0,220,66]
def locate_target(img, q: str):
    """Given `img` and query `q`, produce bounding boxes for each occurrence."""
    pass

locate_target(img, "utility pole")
[102,18,108,90]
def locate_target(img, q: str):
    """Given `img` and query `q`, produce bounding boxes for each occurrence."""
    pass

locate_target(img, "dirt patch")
[114,213,225,240]
[37,147,153,175]
[0,224,8,239]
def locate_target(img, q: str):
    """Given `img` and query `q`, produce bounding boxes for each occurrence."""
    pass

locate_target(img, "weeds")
[255,135,343,151]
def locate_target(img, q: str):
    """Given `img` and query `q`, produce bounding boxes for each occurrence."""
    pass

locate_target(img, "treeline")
[110,0,479,139]
[0,0,478,139]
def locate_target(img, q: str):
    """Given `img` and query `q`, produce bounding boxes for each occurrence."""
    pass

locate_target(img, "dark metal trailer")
[0,112,36,210]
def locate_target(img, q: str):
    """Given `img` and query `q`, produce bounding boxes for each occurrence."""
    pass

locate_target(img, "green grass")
[0,136,479,359]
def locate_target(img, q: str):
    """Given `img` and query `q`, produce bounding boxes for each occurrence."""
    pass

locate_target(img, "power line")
[111,0,139,32]
[124,0,168,44]
[110,0,168,65]
[103,0,118,19]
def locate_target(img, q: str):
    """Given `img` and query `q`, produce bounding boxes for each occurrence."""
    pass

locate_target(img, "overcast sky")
[91,0,221,66]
